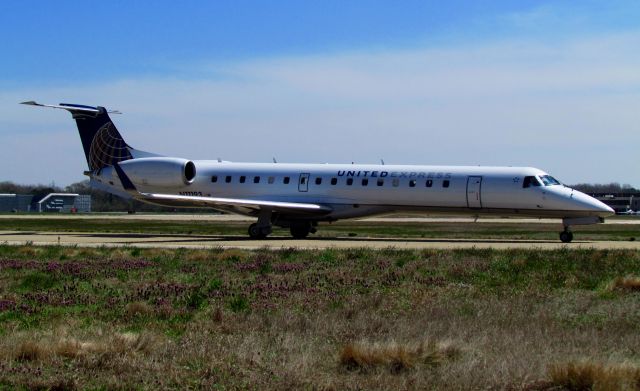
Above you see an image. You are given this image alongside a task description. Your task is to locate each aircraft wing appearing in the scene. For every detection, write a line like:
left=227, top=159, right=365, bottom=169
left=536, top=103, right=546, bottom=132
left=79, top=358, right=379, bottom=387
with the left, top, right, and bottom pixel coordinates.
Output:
left=136, top=192, right=332, bottom=216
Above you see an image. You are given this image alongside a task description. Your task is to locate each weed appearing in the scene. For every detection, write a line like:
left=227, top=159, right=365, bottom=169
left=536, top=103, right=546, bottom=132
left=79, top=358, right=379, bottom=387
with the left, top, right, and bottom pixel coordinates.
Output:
left=227, top=295, right=249, bottom=313
left=208, top=278, right=223, bottom=291
left=19, top=272, right=58, bottom=292
left=184, top=290, right=208, bottom=310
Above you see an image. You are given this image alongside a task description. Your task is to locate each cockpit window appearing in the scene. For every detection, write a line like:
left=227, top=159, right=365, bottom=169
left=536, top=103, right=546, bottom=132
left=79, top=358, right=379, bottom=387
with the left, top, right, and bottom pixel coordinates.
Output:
left=523, top=176, right=541, bottom=188
left=539, top=175, right=561, bottom=186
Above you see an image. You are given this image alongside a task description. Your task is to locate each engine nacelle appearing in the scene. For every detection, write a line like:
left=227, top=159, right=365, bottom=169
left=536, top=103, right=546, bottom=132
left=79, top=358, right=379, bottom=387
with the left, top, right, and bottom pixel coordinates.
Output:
left=118, top=157, right=196, bottom=188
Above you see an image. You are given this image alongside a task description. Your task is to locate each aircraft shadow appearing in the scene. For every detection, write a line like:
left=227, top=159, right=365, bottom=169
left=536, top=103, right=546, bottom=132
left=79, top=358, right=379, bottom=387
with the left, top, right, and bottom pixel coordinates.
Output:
left=76, top=232, right=565, bottom=245
left=4, top=231, right=580, bottom=245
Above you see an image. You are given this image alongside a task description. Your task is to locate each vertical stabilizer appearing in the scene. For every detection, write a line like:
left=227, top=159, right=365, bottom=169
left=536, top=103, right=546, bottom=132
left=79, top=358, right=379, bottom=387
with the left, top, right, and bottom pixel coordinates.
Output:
left=21, top=101, right=153, bottom=171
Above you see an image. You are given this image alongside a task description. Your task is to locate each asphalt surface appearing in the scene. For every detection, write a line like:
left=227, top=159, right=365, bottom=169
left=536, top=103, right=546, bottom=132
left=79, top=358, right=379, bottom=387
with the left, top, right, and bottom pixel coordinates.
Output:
left=1, top=230, right=639, bottom=250
left=1, top=214, right=638, bottom=249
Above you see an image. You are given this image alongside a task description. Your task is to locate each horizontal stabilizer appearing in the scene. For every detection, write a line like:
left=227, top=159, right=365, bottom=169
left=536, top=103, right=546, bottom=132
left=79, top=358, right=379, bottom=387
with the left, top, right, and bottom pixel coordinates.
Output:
left=21, top=101, right=121, bottom=114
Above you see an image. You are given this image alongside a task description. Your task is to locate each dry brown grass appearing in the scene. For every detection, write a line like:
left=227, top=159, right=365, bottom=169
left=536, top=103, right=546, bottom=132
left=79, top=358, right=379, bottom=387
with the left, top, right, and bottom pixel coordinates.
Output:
left=608, top=276, right=640, bottom=292
left=125, top=301, right=155, bottom=318
left=217, top=248, right=249, bottom=262
left=14, top=340, right=49, bottom=361
left=339, top=339, right=459, bottom=373
left=15, top=245, right=37, bottom=257
left=547, top=361, right=640, bottom=391
left=9, top=331, right=162, bottom=362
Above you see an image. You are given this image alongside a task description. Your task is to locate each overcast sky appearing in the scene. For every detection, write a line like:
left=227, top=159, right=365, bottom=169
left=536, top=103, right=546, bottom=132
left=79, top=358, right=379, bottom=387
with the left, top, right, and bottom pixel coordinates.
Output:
left=0, top=1, right=638, bottom=187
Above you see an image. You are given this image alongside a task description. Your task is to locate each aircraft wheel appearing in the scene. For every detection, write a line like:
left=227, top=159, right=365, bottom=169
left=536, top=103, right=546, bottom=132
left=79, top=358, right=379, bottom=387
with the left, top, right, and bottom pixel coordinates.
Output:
left=290, top=223, right=311, bottom=239
left=559, top=230, right=573, bottom=243
left=248, top=223, right=267, bottom=239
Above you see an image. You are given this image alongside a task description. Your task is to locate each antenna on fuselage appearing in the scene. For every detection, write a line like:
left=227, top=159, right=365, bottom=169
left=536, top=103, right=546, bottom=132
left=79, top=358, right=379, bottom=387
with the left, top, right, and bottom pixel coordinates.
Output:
left=381, top=159, right=385, bottom=165
left=217, top=157, right=222, bottom=162
left=273, top=157, right=277, bottom=163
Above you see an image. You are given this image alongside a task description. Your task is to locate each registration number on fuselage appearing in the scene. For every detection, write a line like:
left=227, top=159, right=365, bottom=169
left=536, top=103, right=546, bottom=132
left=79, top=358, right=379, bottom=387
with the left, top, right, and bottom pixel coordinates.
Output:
left=179, top=191, right=203, bottom=196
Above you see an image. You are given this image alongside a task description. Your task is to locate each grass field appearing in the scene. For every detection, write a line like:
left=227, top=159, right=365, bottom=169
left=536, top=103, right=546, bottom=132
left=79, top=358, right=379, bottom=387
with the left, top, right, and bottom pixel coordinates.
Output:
left=1, top=216, right=639, bottom=241
left=1, top=244, right=640, bottom=389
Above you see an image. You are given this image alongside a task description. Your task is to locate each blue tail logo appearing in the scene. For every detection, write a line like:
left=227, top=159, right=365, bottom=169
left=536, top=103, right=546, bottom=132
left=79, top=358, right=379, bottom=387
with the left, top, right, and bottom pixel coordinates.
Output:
left=88, top=121, right=133, bottom=170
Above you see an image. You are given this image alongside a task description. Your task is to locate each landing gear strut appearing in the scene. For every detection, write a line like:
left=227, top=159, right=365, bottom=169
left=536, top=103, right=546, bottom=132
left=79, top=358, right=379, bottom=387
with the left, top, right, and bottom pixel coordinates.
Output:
left=559, top=228, right=573, bottom=243
left=248, top=210, right=273, bottom=239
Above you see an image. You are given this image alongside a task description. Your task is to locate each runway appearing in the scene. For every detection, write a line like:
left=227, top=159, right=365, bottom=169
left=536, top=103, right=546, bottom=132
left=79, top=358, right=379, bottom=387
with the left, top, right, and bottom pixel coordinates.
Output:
left=1, top=230, right=639, bottom=250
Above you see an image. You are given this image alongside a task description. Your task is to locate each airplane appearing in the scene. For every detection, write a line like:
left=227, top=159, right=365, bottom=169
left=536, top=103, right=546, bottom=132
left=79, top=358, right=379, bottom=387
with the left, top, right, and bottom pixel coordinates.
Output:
left=22, top=101, right=614, bottom=243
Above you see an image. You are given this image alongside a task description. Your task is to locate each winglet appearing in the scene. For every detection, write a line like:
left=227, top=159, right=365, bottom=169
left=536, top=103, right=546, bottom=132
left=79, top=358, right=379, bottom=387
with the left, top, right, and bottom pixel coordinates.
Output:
left=113, top=162, right=137, bottom=192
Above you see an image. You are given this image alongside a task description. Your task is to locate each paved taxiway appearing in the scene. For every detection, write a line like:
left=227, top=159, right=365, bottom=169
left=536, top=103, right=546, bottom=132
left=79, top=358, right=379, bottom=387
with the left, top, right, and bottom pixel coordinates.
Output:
left=1, top=231, right=639, bottom=250
left=1, top=214, right=638, bottom=249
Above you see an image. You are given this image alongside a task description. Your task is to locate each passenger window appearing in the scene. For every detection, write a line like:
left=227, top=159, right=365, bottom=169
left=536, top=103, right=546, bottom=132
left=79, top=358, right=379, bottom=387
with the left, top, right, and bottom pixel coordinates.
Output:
left=283, top=177, right=290, bottom=184
left=443, top=180, right=450, bottom=188
left=347, top=178, right=353, bottom=186
left=239, top=176, right=246, bottom=183
left=377, top=179, right=384, bottom=186
left=409, top=180, right=416, bottom=187
left=225, top=176, right=232, bottom=183
left=211, top=176, right=218, bottom=183
left=268, top=176, right=275, bottom=184
left=315, top=177, right=322, bottom=185
left=523, top=176, right=541, bottom=188
left=426, top=179, right=433, bottom=187
left=362, top=179, right=368, bottom=186
left=331, top=178, right=337, bottom=185
left=392, top=178, right=399, bottom=187
left=254, top=176, right=260, bottom=184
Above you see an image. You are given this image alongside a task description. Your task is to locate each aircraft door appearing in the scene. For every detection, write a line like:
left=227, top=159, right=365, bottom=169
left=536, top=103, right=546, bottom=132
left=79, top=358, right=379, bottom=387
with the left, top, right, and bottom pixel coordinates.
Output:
left=466, top=176, right=482, bottom=208
left=298, top=173, right=310, bottom=192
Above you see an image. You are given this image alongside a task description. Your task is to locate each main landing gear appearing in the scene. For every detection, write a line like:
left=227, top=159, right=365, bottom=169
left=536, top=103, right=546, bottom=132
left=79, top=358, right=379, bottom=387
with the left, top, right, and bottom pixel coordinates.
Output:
left=559, top=228, right=574, bottom=243
left=248, top=223, right=271, bottom=239
left=248, top=210, right=273, bottom=240
left=246, top=210, right=317, bottom=240
left=289, top=222, right=317, bottom=239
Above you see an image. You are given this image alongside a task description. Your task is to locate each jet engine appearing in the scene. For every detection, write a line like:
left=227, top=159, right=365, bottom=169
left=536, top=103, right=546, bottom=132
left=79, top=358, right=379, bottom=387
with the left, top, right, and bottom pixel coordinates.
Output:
left=118, top=157, right=196, bottom=187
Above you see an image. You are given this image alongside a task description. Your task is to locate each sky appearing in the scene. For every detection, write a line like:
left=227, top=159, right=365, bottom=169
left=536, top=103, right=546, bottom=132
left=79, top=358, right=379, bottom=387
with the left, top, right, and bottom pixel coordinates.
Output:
left=0, top=1, right=639, bottom=187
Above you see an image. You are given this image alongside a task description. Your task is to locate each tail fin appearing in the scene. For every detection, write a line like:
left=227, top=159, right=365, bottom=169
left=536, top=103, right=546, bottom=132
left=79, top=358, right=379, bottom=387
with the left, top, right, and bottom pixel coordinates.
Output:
left=21, top=101, right=151, bottom=171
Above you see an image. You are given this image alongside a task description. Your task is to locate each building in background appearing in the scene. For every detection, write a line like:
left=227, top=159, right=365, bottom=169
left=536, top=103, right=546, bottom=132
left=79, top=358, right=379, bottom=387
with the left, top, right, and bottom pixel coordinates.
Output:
left=0, top=194, right=34, bottom=212
left=0, top=193, right=91, bottom=213
left=589, top=192, right=640, bottom=214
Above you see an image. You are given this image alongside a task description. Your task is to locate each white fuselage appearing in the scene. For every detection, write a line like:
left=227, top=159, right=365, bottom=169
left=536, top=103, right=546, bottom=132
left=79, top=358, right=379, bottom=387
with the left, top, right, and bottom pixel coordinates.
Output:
left=95, top=160, right=614, bottom=222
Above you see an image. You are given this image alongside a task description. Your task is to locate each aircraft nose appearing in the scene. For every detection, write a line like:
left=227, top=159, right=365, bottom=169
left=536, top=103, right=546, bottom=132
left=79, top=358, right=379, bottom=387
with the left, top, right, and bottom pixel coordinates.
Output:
left=572, top=191, right=615, bottom=216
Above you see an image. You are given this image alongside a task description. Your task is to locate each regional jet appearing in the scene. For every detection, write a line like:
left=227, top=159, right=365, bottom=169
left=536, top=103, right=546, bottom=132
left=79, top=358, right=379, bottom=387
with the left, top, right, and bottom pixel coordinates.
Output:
left=22, top=101, right=614, bottom=243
